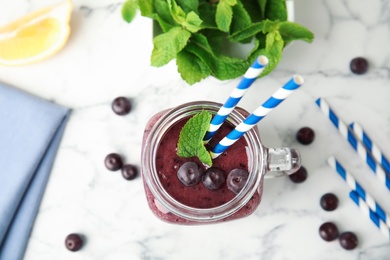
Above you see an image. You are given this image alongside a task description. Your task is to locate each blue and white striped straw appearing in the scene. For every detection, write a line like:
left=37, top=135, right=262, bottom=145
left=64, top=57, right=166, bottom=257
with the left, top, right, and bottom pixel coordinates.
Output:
left=315, top=98, right=390, bottom=191
left=350, top=121, right=390, bottom=175
left=203, top=55, right=269, bottom=143
left=210, top=75, right=304, bottom=159
left=327, top=156, right=390, bottom=228
left=349, top=190, right=390, bottom=240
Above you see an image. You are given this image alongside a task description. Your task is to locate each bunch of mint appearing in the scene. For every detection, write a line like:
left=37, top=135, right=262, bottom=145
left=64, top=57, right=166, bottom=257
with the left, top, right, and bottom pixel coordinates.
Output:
left=122, top=0, right=314, bottom=85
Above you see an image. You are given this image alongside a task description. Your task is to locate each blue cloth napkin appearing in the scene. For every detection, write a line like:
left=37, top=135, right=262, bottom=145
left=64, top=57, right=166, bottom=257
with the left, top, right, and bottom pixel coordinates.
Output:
left=0, top=82, right=69, bottom=260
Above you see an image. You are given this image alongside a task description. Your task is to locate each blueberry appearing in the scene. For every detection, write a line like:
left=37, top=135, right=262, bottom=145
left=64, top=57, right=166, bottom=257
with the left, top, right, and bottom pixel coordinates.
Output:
left=227, top=169, right=248, bottom=194
left=104, top=153, right=123, bottom=171
left=320, top=193, right=339, bottom=211
left=350, top=57, right=368, bottom=75
left=319, top=222, right=339, bottom=242
left=296, top=127, right=315, bottom=145
left=202, top=167, right=226, bottom=190
left=288, top=166, right=307, bottom=183
left=65, top=233, right=84, bottom=252
left=121, top=164, right=138, bottom=180
left=339, top=232, right=358, bottom=250
left=177, top=162, right=202, bottom=186
left=112, top=97, right=132, bottom=115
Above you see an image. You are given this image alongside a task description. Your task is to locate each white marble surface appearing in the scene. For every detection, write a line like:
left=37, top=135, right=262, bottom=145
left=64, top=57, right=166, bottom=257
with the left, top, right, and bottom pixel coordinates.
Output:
left=1, top=0, right=390, bottom=259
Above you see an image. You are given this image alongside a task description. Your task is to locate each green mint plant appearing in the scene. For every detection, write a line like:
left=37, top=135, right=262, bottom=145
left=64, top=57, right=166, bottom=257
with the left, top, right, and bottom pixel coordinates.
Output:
left=122, top=0, right=314, bottom=85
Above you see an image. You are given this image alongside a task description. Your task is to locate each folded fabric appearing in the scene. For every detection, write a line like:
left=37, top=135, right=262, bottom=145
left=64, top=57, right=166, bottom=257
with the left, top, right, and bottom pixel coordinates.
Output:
left=0, top=82, right=70, bottom=260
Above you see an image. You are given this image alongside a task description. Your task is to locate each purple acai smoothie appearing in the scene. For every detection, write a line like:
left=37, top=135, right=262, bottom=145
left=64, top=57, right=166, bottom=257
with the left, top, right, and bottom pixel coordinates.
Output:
left=141, top=107, right=263, bottom=224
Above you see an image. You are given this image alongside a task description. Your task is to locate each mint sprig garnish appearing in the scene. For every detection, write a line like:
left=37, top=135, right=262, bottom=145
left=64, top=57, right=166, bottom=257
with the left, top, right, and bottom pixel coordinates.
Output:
left=122, top=0, right=314, bottom=85
left=177, top=111, right=212, bottom=166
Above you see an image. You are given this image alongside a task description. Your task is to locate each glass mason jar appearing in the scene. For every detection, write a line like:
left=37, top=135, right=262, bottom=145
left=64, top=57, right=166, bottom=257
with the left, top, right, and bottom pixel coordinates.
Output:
left=141, top=101, right=301, bottom=225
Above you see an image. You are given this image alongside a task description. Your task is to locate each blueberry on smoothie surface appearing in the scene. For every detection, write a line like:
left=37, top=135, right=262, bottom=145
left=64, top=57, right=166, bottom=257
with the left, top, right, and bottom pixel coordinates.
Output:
left=112, top=96, right=132, bottom=115
left=350, top=57, right=369, bottom=75
left=319, top=222, right=340, bottom=242
left=202, top=167, right=226, bottom=190
left=320, top=193, right=339, bottom=211
left=65, top=233, right=84, bottom=252
left=177, top=162, right=202, bottom=186
left=288, top=166, right=307, bottom=183
left=227, top=169, right=249, bottom=194
left=339, top=232, right=358, bottom=250
left=121, top=164, right=138, bottom=180
left=104, top=153, right=123, bottom=171
left=296, top=127, right=315, bottom=145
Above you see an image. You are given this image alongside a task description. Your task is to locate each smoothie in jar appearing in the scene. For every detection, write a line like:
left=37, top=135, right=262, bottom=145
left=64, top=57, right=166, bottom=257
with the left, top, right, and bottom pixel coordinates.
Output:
left=141, top=102, right=265, bottom=224
left=141, top=75, right=303, bottom=225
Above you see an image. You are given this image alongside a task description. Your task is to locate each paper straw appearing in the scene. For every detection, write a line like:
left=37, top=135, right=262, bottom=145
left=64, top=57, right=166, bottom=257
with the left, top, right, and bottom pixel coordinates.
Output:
left=349, top=190, right=390, bottom=240
left=327, top=156, right=390, bottom=228
left=203, top=55, right=269, bottom=143
left=210, top=75, right=304, bottom=159
left=315, top=98, right=390, bottom=191
left=350, top=122, right=390, bottom=175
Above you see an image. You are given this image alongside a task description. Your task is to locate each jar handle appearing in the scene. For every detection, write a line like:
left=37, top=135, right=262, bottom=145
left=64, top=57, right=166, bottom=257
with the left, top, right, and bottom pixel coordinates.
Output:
left=264, top=147, right=301, bottom=178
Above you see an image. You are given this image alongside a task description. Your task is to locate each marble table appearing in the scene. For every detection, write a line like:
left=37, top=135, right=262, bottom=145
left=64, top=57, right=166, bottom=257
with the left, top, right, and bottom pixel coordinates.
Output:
left=1, top=0, right=390, bottom=259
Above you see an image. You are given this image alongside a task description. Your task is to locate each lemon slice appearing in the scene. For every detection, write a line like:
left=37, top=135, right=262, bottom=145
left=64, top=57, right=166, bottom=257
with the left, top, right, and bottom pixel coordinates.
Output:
left=0, top=0, right=72, bottom=66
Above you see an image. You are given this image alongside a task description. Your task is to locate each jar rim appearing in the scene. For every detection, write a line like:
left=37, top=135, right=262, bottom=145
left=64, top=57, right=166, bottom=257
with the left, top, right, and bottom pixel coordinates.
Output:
left=142, top=101, right=264, bottom=222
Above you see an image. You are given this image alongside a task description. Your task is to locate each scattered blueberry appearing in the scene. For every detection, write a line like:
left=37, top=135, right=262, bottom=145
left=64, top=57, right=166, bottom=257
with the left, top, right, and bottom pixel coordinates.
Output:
left=112, top=97, right=132, bottom=115
left=177, top=162, right=202, bottom=186
left=65, top=233, right=84, bottom=252
left=121, top=164, right=138, bottom=180
left=202, top=167, right=226, bottom=190
left=339, top=231, right=358, bottom=250
left=104, top=153, right=123, bottom=171
left=319, top=222, right=340, bottom=242
left=296, top=127, right=315, bottom=145
left=350, top=57, right=368, bottom=75
left=320, top=193, right=339, bottom=211
left=227, top=169, right=248, bottom=194
left=288, top=166, right=307, bottom=183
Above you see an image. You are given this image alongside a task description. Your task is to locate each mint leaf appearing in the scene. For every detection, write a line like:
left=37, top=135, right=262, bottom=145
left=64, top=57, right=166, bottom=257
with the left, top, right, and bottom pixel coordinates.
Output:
left=198, top=2, right=218, bottom=29
left=216, top=0, right=237, bottom=32
left=177, top=49, right=210, bottom=84
left=166, top=1, right=202, bottom=32
left=230, top=1, right=252, bottom=42
left=138, top=0, right=153, bottom=17
left=176, top=0, right=199, bottom=14
left=151, top=27, right=191, bottom=67
left=228, top=22, right=263, bottom=42
left=201, top=29, right=225, bottom=55
left=240, top=0, right=261, bottom=22
left=183, top=11, right=202, bottom=33
left=186, top=42, right=248, bottom=80
left=228, top=20, right=279, bottom=42
left=168, top=0, right=186, bottom=25
left=265, top=0, right=287, bottom=21
left=154, top=15, right=175, bottom=33
left=122, top=0, right=138, bottom=23
left=153, top=0, right=176, bottom=27
left=279, top=21, right=314, bottom=44
left=185, top=33, right=249, bottom=80
left=177, top=111, right=213, bottom=166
